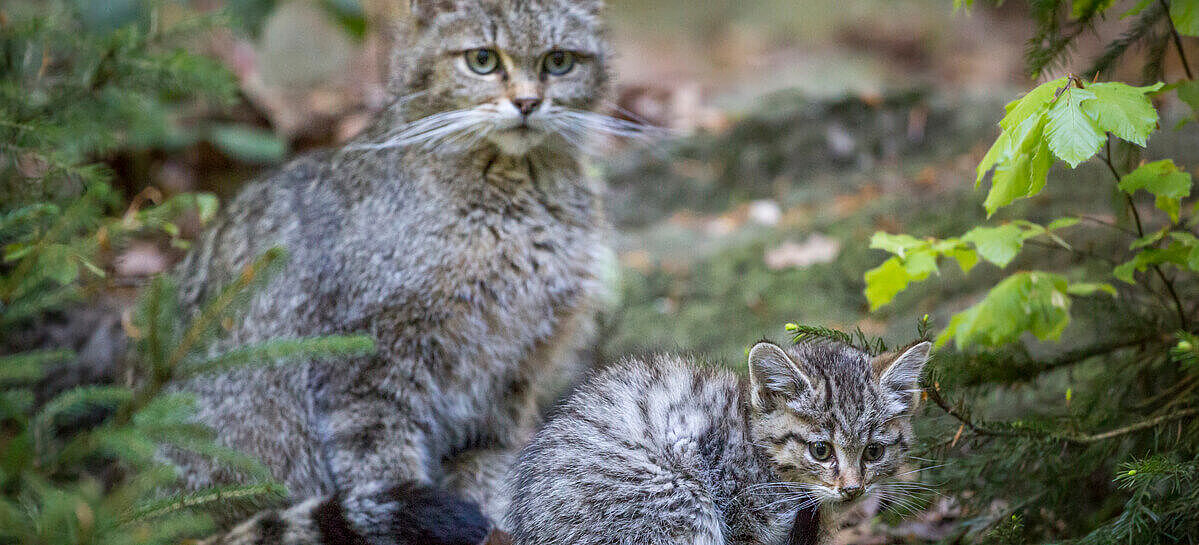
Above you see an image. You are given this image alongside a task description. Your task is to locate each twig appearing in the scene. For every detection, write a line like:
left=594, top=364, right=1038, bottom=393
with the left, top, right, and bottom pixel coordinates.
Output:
left=1036, top=336, right=1158, bottom=374
left=923, top=383, right=1022, bottom=439
left=1069, top=406, right=1199, bottom=442
left=1159, top=0, right=1196, bottom=80
left=1104, top=139, right=1189, bottom=330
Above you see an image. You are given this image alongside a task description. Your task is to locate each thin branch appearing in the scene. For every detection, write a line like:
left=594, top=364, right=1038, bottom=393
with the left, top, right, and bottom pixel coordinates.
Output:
left=923, top=383, right=1023, bottom=439
left=1036, top=335, right=1159, bottom=374
left=1104, top=139, right=1189, bottom=330
left=1159, top=0, right=1196, bottom=80
left=1070, top=406, right=1199, bottom=442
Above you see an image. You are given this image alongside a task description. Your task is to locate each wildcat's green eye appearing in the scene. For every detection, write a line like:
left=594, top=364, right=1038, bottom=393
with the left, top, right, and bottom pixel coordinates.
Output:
left=465, top=49, right=500, bottom=74
left=808, top=441, right=833, bottom=462
left=863, top=443, right=885, bottom=462
left=543, top=50, right=575, bottom=76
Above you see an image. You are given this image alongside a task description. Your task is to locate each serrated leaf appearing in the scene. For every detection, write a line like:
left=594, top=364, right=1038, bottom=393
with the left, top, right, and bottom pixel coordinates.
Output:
left=1046, top=87, right=1105, bottom=167
left=1046, top=217, right=1081, bottom=230
left=963, top=224, right=1025, bottom=267
left=869, top=232, right=924, bottom=258
left=902, top=250, right=939, bottom=277
left=1179, top=81, right=1199, bottom=119
left=1171, top=0, right=1199, bottom=36
left=948, top=247, right=979, bottom=273
left=1114, top=242, right=1191, bottom=283
left=1081, top=82, right=1162, bottom=146
left=1118, top=159, right=1193, bottom=223
left=1066, top=282, right=1117, bottom=297
left=983, top=117, right=1055, bottom=216
left=865, top=257, right=915, bottom=311
left=936, top=271, right=1072, bottom=349
left=1131, top=226, right=1170, bottom=249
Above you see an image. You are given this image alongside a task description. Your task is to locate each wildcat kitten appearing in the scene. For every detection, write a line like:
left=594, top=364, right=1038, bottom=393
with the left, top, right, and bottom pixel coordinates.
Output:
left=175, top=1, right=624, bottom=544
left=505, top=340, right=931, bottom=545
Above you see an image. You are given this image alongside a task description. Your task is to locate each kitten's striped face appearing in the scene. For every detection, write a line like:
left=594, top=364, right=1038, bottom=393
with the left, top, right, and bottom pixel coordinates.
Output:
left=381, top=0, right=645, bottom=156
left=747, top=341, right=930, bottom=507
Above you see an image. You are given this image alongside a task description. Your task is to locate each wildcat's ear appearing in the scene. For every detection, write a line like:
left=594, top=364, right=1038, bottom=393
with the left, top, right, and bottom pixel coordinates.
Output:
left=748, top=342, right=813, bottom=411
left=871, top=341, right=931, bottom=396
left=409, top=0, right=459, bottom=25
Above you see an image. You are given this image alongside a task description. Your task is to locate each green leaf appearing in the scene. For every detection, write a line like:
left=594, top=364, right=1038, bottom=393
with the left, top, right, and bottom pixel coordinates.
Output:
left=1171, top=0, right=1199, bottom=36
left=1045, top=87, right=1104, bottom=167
left=1066, top=282, right=1118, bottom=297
left=963, top=224, right=1025, bottom=267
left=1081, top=82, right=1162, bottom=146
left=1114, top=241, right=1191, bottom=283
left=1118, top=159, right=1193, bottom=223
left=1131, top=225, right=1170, bottom=249
left=868, top=232, right=924, bottom=258
left=1179, top=81, right=1199, bottom=119
left=936, top=272, right=1073, bottom=349
left=865, top=257, right=917, bottom=311
left=948, top=246, right=980, bottom=273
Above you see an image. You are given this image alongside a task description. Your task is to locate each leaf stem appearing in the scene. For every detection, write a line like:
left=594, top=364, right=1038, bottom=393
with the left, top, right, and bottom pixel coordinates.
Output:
left=1159, top=0, right=1196, bottom=81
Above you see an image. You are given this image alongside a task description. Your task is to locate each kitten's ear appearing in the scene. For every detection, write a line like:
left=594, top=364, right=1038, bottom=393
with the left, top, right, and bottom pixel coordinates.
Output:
left=409, top=0, right=459, bottom=25
left=748, top=342, right=814, bottom=411
left=872, top=341, right=931, bottom=394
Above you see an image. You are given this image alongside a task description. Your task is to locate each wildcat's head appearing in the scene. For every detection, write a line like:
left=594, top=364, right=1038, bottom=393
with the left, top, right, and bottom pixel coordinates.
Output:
left=746, top=339, right=931, bottom=507
left=384, top=0, right=621, bottom=156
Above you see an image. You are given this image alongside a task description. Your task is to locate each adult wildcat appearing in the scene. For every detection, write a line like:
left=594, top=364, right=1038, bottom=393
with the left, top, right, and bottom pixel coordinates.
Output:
left=177, top=1, right=627, bottom=543
left=505, top=340, right=932, bottom=545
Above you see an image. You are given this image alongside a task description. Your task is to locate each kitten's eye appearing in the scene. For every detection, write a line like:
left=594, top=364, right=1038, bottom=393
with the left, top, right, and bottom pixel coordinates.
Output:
left=465, top=49, right=500, bottom=75
left=808, top=441, right=833, bottom=462
left=543, top=51, right=575, bottom=76
left=863, top=443, right=885, bottom=462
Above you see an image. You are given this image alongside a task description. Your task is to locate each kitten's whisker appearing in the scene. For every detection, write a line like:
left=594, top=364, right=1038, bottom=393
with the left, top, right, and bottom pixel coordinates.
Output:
left=892, top=463, right=950, bottom=478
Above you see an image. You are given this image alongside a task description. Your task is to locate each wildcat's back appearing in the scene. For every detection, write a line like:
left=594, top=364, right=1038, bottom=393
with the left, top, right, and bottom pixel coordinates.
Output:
left=505, top=355, right=789, bottom=545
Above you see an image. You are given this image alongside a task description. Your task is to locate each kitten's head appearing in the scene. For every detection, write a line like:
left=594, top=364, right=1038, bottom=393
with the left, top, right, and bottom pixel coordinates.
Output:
left=746, top=339, right=931, bottom=507
left=386, top=0, right=616, bottom=156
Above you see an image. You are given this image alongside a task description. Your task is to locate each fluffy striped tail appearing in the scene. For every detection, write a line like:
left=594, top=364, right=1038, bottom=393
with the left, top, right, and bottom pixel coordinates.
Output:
left=203, top=483, right=497, bottom=545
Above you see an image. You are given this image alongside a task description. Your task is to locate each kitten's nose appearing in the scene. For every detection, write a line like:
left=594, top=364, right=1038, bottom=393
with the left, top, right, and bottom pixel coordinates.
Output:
left=840, top=486, right=864, bottom=500
left=513, top=98, right=542, bottom=116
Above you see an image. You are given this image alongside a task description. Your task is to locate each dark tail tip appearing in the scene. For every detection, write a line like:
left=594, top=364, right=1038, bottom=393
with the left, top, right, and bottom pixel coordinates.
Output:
left=386, top=483, right=491, bottom=545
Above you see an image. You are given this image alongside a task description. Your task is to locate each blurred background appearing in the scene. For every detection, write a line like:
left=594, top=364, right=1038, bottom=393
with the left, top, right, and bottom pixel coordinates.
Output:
left=4, top=0, right=1199, bottom=543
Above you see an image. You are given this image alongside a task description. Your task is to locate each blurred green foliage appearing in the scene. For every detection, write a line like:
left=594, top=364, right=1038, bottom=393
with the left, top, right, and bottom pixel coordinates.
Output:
left=0, top=2, right=373, bottom=543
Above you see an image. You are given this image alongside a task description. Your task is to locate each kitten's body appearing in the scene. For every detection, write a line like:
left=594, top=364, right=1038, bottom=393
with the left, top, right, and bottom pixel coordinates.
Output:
left=505, top=341, right=931, bottom=545
left=174, top=1, right=618, bottom=543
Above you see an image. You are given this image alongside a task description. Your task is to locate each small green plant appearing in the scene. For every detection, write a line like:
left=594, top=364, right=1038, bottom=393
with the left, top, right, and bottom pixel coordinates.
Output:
left=1, top=248, right=375, bottom=544
left=867, top=1, right=1199, bottom=542
left=1, top=3, right=376, bottom=543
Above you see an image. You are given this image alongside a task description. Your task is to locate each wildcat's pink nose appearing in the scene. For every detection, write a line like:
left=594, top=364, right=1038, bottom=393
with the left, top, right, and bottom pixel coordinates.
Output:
left=513, top=98, right=542, bottom=116
left=839, top=486, right=863, bottom=500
